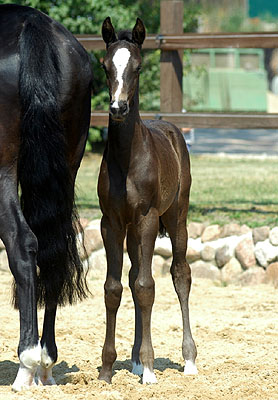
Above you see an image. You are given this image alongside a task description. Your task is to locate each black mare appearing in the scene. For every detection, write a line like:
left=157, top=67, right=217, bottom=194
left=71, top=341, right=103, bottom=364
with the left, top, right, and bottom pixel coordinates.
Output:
left=98, top=17, right=197, bottom=384
left=0, top=4, right=92, bottom=391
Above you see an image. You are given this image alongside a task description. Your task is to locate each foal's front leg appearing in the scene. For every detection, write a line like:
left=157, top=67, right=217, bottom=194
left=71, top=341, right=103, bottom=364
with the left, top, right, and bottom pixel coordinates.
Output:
left=133, top=210, right=159, bottom=384
left=98, top=216, right=125, bottom=384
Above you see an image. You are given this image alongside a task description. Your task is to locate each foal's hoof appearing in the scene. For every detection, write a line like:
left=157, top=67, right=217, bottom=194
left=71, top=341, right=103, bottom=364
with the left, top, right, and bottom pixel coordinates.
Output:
left=184, top=360, right=198, bottom=375
left=98, top=370, right=112, bottom=384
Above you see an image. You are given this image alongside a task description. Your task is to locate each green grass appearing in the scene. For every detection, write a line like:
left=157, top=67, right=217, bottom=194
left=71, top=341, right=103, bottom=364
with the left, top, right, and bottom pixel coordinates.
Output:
left=76, top=152, right=278, bottom=228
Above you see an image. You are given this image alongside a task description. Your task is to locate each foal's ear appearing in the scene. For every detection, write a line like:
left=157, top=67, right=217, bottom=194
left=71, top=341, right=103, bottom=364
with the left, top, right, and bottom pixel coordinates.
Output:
left=132, top=18, right=146, bottom=47
left=102, top=17, right=117, bottom=48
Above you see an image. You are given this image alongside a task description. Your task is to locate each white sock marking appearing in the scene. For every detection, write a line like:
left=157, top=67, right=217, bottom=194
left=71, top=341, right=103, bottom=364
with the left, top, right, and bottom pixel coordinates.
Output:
left=12, top=342, right=42, bottom=392
left=38, top=344, right=56, bottom=385
left=112, top=48, right=130, bottom=107
left=19, top=342, right=41, bottom=369
left=184, top=360, right=198, bottom=375
left=142, top=367, right=157, bottom=384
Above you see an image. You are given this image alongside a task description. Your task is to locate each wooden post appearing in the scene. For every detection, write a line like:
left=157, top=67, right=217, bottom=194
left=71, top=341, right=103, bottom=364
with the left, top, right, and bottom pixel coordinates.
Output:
left=160, top=0, right=184, bottom=113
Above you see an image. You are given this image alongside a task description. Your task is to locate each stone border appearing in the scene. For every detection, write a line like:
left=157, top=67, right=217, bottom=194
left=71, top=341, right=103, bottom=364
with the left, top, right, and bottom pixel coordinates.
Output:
left=1, top=220, right=278, bottom=287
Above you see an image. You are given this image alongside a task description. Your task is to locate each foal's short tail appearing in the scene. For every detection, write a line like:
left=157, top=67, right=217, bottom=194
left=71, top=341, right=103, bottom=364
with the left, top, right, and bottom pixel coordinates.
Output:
left=16, top=13, right=88, bottom=307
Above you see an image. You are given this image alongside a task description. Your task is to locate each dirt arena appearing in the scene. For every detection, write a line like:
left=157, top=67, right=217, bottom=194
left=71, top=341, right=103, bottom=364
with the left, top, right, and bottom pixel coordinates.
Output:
left=0, top=264, right=278, bottom=400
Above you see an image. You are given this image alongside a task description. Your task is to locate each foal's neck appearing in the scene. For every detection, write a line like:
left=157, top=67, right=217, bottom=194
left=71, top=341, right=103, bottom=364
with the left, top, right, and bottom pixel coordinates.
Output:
left=107, top=87, right=142, bottom=168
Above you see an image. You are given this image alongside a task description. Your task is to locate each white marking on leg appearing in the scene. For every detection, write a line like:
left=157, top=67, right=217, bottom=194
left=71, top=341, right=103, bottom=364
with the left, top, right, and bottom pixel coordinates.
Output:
left=19, top=342, right=41, bottom=369
left=184, top=360, right=198, bottom=375
left=12, top=362, right=37, bottom=392
left=12, top=342, right=41, bottom=392
left=112, top=48, right=130, bottom=107
left=37, top=344, right=56, bottom=385
left=132, top=361, right=143, bottom=376
left=142, top=367, right=157, bottom=384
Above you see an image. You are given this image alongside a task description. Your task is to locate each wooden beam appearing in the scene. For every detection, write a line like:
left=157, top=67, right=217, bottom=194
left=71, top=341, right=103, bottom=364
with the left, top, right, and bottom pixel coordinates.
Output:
left=160, top=1, right=184, bottom=112
left=90, top=111, right=278, bottom=129
left=76, top=31, right=278, bottom=51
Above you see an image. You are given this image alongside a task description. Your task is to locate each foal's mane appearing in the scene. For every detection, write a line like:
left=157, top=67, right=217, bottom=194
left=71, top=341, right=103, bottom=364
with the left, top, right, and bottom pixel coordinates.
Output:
left=117, top=30, right=133, bottom=43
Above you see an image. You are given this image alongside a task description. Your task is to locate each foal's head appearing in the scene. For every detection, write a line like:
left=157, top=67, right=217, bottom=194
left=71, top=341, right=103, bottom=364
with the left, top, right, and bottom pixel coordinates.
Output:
left=102, top=17, right=146, bottom=121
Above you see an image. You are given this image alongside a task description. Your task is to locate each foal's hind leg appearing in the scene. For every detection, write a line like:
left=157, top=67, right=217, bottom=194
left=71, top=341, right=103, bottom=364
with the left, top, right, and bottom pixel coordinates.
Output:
left=0, top=172, right=41, bottom=391
left=161, top=203, right=197, bottom=375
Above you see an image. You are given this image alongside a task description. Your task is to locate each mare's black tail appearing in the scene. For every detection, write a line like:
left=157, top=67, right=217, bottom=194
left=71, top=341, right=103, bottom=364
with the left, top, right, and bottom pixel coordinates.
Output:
left=16, top=13, right=88, bottom=307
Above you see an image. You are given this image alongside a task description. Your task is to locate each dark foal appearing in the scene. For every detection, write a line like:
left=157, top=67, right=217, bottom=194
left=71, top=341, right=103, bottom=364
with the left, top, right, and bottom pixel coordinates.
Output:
left=0, top=5, right=92, bottom=391
left=98, top=17, right=197, bottom=384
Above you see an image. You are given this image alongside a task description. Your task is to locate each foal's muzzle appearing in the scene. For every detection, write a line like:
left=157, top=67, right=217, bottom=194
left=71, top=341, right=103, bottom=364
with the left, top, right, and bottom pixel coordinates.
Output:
left=109, top=100, right=129, bottom=121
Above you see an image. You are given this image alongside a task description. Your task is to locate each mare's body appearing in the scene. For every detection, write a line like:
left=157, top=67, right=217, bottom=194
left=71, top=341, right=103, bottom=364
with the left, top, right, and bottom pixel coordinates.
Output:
left=0, top=4, right=92, bottom=391
left=98, top=17, right=197, bottom=384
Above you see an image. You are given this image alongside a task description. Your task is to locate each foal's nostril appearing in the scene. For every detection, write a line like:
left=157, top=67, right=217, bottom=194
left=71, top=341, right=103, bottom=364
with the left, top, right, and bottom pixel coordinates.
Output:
left=119, top=100, right=128, bottom=114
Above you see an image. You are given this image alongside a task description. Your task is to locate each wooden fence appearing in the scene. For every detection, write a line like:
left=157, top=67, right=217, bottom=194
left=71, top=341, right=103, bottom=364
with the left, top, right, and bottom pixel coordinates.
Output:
left=76, top=0, right=278, bottom=130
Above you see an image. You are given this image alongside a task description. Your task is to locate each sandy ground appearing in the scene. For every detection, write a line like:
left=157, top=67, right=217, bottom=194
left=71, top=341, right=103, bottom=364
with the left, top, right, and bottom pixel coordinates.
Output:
left=0, top=264, right=278, bottom=400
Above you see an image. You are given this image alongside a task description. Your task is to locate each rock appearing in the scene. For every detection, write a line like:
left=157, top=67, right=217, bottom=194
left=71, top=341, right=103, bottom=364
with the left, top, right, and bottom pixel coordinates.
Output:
left=269, top=227, right=278, bottom=246
left=220, top=223, right=242, bottom=238
left=187, top=222, right=205, bottom=239
left=235, top=238, right=256, bottom=269
left=238, top=267, right=266, bottom=286
left=0, top=240, right=5, bottom=251
left=186, top=247, right=201, bottom=263
left=0, top=250, right=8, bottom=271
left=254, top=239, right=278, bottom=268
left=154, top=236, right=172, bottom=258
left=79, top=218, right=89, bottom=231
left=215, top=245, right=232, bottom=268
left=88, top=248, right=107, bottom=278
left=190, top=260, right=221, bottom=281
left=86, top=218, right=101, bottom=230
left=221, top=257, right=242, bottom=284
left=152, top=255, right=166, bottom=277
left=240, top=225, right=251, bottom=235
left=78, top=228, right=103, bottom=260
left=252, top=226, right=270, bottom=244
left=265, top=262, right=278, bottom=286
left=201, top=225, right=221, bottom=243
left=162, top=258, right=172, bottom=275
left=201, top=245, right=215, bottom=262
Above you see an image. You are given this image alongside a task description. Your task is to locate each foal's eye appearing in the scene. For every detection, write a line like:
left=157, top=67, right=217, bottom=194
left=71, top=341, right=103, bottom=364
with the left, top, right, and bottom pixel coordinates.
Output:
left=136, top=65, right=142, bottom=73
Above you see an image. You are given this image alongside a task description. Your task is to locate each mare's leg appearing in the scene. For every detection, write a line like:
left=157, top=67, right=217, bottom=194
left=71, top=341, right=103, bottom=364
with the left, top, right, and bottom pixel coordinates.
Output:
left=37, top=306, right=57, bottom=385
left=127, top=226, right=143, bottom=376
left=133, top=209, right=159, bottom=384
left=0, top=171, right=40, bottom=391
left=161, top=197, right=197, bottom=375
left=98, top=216, right=125, bottom=383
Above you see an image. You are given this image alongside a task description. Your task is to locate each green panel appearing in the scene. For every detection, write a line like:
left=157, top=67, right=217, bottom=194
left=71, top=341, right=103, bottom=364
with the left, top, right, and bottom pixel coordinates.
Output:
left=249, top=0, right=278, bottom=17
left=183, top=68, right=267, bottom=112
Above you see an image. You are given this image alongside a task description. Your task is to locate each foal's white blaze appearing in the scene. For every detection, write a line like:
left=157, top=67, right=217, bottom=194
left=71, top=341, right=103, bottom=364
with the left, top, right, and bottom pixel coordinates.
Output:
left=112, top=47, right=130, bottom=108
left=142, top=367, right=157, bottom=384
left=12, top=343, right=41, bottom=392
left=184, top=360, right=198, bottom=375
